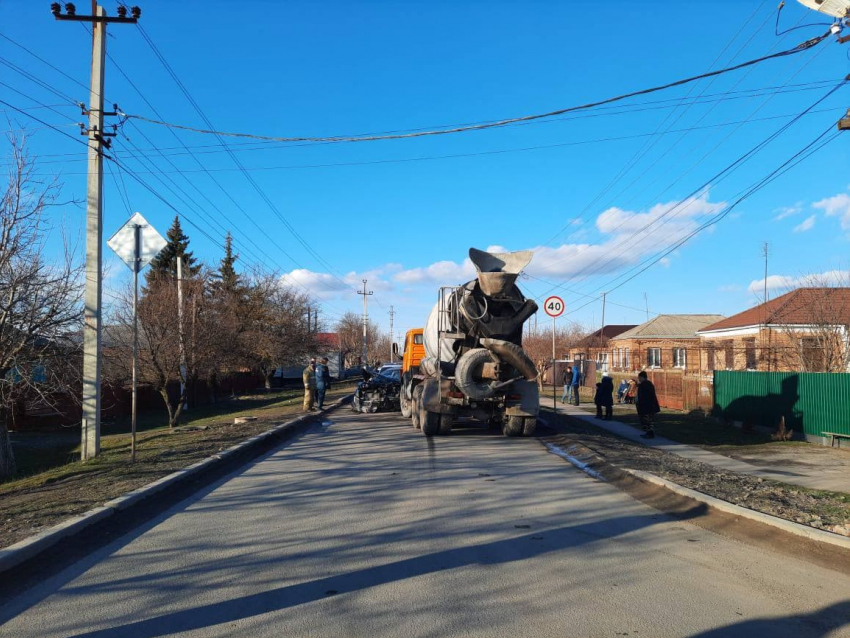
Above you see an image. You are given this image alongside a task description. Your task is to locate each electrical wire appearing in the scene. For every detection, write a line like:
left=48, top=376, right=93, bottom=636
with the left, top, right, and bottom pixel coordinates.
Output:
left=120, top=29, right=834, bottom=145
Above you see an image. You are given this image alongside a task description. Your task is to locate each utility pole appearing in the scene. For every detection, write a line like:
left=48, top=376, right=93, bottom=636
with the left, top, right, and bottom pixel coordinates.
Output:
left=177, top=255, right=188, bottom=412
left=357, top=280, right=373, bottom=366
left=643, top=293, right=650, bottom=322
left=53, top=3, right=140, bottom=460
left=388, top=306, right=395, bottom=362
left=600, top=292, right=607, bottom=332
left=762, top=242, right=769, bottom=304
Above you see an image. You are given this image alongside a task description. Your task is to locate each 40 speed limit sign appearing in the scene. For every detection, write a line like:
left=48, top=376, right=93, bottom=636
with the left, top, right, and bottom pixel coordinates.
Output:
left=544, top=296, right=565, bottom=318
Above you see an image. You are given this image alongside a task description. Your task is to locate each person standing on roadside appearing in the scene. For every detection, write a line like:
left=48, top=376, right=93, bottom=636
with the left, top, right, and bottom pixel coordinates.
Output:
left=636, top=370, right=660, bottom=438
left=315, top=357, right=332, bottom=410
left=561, top=366, right=573, bottom=404
left=596, top=372, right=614, bottom=420
left=302, top=358, right=317, bottom=412
left=570, top=362, right=581, bottom=406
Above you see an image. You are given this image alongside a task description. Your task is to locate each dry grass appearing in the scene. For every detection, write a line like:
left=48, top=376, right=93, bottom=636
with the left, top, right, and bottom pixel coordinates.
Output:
left=0, top=384, right=354, bottom=548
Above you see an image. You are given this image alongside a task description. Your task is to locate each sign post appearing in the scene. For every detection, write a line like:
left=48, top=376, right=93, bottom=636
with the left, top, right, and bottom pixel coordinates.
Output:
left=544, top=296, right=565, bottom=412
left=108, top=213, right=167, bottom=462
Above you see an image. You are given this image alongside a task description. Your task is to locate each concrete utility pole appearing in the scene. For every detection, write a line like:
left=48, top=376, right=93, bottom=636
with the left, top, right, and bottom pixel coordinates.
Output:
left=601, top=292, right=607, bottom=332
left=177, top=255, right=188, bottom=412
left=762, top=242, right=769, bottom=304
left=388, top=306, right=395, bottom=363
left=357, top=280, right=373, bottom=366
left=53, top=3, right=141, bottom=460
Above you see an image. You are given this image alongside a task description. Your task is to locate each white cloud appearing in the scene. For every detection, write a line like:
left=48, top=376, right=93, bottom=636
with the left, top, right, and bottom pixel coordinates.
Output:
left=393, top=258, right=475, bottom=286
left=718, top=284, right=742, bottom=292
left=659, top=257, right=671, bottom=268
left=747, top=270, right=850, bottom=294
left=813, top=193, right=850, bottom=230
left=773, top=204, right=802, bottom=221
left=793, top=215, right=816, bottom=233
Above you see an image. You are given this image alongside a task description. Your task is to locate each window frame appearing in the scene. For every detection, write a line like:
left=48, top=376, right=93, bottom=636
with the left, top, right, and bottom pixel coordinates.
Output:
left=647, top=347, right=662, bottom=368
left=672, top=347, right=687, bottom=369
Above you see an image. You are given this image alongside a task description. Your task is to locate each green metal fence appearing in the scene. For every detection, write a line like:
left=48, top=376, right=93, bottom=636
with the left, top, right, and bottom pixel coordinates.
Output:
left=713, top=371, right=850, bottom=438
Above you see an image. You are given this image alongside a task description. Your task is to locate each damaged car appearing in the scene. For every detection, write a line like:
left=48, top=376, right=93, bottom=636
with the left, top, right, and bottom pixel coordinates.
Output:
left=352, top=366, right=401, bottom=413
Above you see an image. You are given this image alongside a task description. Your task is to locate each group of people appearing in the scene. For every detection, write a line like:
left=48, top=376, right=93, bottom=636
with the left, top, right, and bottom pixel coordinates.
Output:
left=302, top=357, right=332, bottom=411
left=562, top=365, right=660, bottom=438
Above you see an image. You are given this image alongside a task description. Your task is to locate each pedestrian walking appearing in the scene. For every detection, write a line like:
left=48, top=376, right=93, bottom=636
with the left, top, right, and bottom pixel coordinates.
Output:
left=302, top=358, right=317, bottom=412
left=635, top=370, right=660, bottom=438
left=561, top=366, right=573, bottom=404
left=595, top=372, right=614, bottom=420
left=570, top=362, right=581, bottom=406
left=315, top=357, right=332, bottom=410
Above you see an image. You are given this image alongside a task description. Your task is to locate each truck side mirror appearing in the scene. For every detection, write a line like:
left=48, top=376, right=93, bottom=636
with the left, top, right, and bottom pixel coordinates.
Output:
left=392, top=342, right=399, bottom=356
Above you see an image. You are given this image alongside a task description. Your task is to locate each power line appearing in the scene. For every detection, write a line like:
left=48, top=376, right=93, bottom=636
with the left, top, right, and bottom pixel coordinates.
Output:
left=119, top=29, right=835, bottom=145
left=0, top=56, right=80, bottom=106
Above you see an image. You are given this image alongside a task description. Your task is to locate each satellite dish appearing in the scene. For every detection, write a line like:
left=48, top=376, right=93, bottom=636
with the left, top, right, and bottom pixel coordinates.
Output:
left=795, top=0, right=850, bottom=18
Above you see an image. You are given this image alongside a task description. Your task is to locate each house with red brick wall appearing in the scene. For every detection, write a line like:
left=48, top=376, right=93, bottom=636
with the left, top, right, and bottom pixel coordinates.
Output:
left=566, top=325, right=636, bottom=369
left=696, top=288, right=850, bottom=372
left=605, top=314, right=725, bottom=373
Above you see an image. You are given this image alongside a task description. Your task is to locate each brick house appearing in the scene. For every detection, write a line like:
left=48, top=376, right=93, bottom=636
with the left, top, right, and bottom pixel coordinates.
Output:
left=605, top=314, right=725, bottom=373
left=696, top=288, right=850, bottom=372
left=566, top=325, right=636, bottom=369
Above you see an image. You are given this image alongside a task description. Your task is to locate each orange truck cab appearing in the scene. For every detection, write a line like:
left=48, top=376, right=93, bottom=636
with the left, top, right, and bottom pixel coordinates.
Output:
left=400, top=329, right=425, bottom=417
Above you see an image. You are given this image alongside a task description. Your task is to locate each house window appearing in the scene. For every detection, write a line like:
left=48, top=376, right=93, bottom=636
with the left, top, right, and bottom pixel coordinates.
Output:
left=647, top=348, right=661, bottom=368
left=744, top=338, right=757, bottom=370
left=614, top=348, right=621, bottom=369
left=724, top=341, right=734, bottom=370
left=672, top=348, right=687, bottom=369
left=801, top=338, right=825, bottom=372
left=597, top=351, right=609, bottom=372
left=706, top=344, right=715, bottom=371
left=624, top=347, right=630, bottom=369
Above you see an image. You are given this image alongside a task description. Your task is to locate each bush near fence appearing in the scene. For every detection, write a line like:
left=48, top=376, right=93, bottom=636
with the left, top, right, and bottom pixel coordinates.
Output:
left=713, top=370, right=850, bottom=439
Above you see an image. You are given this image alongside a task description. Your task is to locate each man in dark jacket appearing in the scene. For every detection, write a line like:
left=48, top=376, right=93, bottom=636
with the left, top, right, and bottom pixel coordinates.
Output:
left=561, top=367, right=572, bottom=404
left=595, top=373, right=614, bottom=420
left=635, top=370, right=660, bottom=438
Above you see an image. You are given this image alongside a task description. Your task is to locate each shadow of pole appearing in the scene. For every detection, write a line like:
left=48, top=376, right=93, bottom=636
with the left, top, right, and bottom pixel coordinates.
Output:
left=685, top=600, right=850, bottom=638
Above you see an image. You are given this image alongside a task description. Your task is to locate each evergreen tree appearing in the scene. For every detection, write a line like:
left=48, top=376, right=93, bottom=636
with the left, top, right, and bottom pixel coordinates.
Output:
left=212, top=232, right=241, bottom=294
left=146, top=216, right=200, bottom=286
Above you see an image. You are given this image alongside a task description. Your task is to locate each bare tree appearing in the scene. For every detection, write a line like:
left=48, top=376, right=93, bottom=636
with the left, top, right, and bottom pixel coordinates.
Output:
left=0, top=136, right=83, bottom=477
left=242, top=272, right=316, bottom=389
left=771, top=276, right=850, bottom=373
left=336, top=311, right=381, bottom=368
left=522, top=322, right=586, bottom=388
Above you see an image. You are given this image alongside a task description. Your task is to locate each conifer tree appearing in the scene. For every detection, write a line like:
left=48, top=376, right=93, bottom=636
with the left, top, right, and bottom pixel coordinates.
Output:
left=213, top=232, right=240, bottom=294
left=146, top=215, right=200, bottom=286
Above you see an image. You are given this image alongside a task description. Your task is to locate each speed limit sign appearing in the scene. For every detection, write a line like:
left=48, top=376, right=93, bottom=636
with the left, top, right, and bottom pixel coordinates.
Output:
left=544, top=296, right=565, bottom=318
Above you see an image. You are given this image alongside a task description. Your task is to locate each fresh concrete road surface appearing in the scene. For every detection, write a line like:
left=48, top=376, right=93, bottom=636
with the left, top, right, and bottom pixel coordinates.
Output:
left=2, top=410, right=849, bottom=638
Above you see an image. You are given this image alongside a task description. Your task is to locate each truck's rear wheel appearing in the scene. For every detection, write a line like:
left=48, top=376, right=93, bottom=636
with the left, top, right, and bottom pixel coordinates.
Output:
left=401, top=385, right=412, bottom=418
left=421, top=408, right=441, bottom=436
left=438, top=414, right=453, bottom=435
left=411, top=385, right=423, bottom=429
left=522, top=417, right=537, bottom=437
left=503, top=415, right=524, bottom=437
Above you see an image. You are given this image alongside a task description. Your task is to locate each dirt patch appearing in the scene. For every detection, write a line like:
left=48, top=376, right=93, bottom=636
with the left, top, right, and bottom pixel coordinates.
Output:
left=0, top=385, right=354, bottom=548
left=541, top=408, right=850, bottom=537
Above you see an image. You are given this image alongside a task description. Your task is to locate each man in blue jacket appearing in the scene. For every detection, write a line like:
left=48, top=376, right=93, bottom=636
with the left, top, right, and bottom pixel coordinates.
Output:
left=315, top=357, right=332, bottom=410
left=570, top=362, right=581, bottom=406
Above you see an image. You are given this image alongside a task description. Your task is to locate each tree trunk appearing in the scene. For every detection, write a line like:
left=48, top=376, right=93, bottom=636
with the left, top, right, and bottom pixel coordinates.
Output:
left=0, top=408, right=16, bottom=479
left=159, top=387, right=176, bottom=429
left=264, top=373, right=272, bottom=391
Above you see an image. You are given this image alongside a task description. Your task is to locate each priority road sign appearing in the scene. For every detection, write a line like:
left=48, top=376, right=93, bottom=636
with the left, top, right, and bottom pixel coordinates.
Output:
left=107, top=212, right=167, bottom=272
left=544, top=295, right=565, bottom=318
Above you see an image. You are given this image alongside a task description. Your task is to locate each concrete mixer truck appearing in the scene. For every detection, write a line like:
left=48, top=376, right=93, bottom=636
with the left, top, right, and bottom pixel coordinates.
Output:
left=408, top=248, right=540, bottom=437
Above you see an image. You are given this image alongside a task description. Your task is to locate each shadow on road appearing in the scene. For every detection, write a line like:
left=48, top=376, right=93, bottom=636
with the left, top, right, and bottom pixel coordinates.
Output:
left=63, top=506, right=706, bottom=638
left=686, top=600, right=850, bottom=638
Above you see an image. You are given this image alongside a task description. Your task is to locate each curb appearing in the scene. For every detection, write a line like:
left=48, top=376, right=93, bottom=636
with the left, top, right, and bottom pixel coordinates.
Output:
left=0, top=395, right=352, bottom=575
left=623, top=468, right=850, bottom=551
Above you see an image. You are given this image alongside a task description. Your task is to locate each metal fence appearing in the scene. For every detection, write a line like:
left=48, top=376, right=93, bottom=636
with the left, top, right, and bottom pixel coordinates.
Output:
left=713, top=371, right=850, bottom=438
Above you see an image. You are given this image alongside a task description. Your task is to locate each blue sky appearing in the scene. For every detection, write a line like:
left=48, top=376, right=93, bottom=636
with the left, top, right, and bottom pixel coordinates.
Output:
left=3, top=0, right=850, bottom=343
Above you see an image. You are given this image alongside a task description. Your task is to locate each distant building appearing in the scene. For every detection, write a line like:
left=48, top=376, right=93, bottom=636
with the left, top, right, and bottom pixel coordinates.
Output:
left=697, top=288, right=850, bottom=372
left=566, top=325, right=636, bottom=369
left=276, top=332, right=345, bottom=380
left=606, top=314, right=726, bottom=373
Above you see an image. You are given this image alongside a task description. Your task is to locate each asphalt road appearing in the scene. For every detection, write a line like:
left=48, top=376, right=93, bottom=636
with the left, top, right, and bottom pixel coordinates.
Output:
left=2, top=409, right=849, bottom=638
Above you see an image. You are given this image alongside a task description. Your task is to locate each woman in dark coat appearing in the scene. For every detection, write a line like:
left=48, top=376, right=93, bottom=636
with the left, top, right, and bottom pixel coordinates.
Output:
left=594, top=373, right=614, bottom=420
left=636, top=370, right=661, bottom=438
